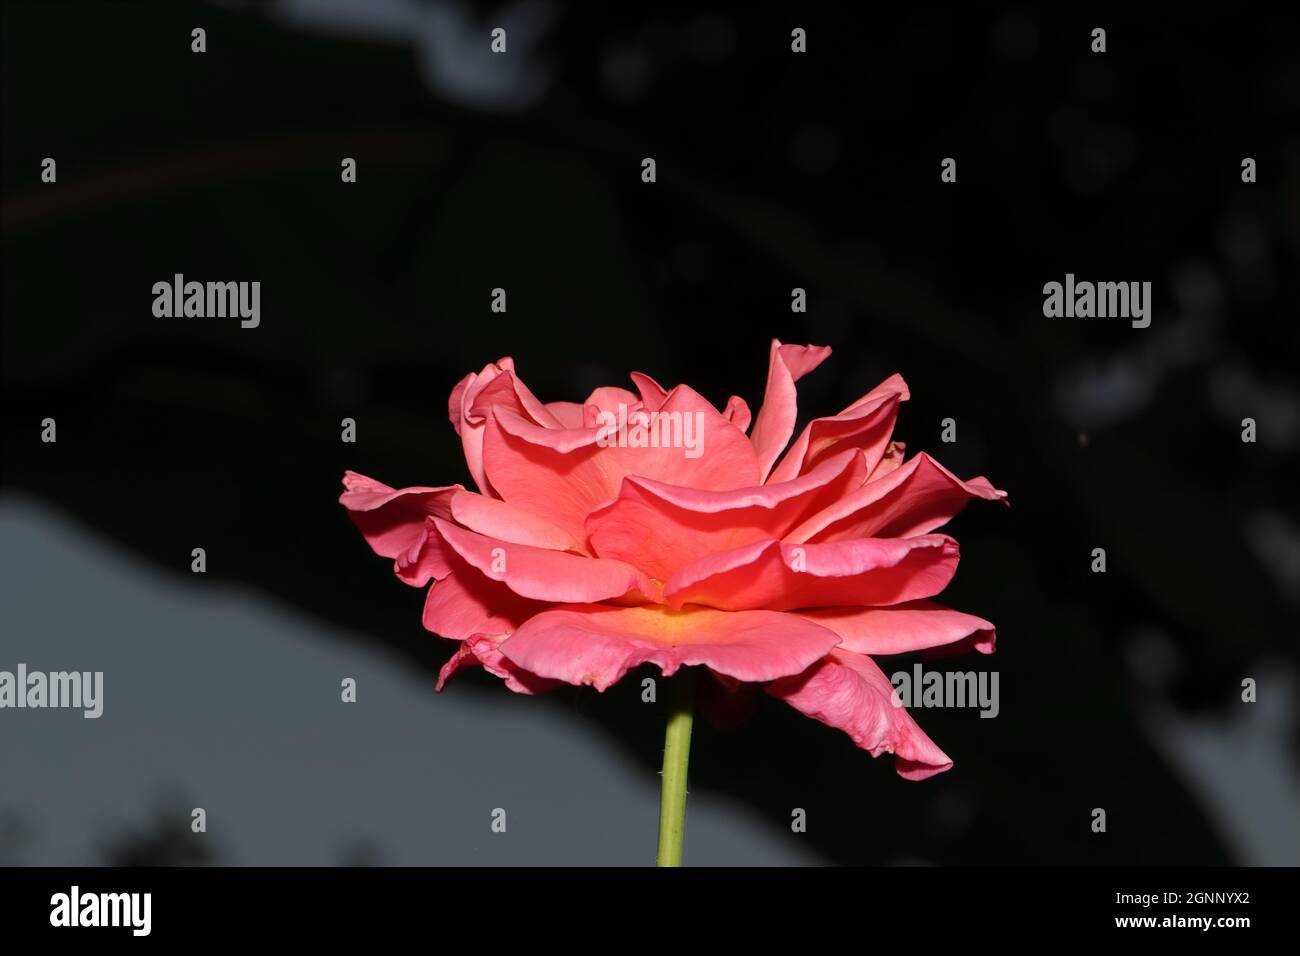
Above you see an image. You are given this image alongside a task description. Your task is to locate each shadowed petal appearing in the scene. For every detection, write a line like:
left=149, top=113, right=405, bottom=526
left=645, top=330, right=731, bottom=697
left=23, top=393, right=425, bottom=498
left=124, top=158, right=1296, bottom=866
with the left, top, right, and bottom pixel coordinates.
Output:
left=339, top=471, right=459, bottom=583
left=768, top=649, right=953, bottom=780
left=393, top=517, right=454, bottom=586
left=421, top=563, right=547, bottom=641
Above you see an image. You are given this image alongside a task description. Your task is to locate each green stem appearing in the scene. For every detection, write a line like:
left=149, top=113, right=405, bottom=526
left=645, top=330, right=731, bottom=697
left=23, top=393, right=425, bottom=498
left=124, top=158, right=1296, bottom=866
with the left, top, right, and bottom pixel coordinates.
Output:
left=656, top=669, right=696, bottom=867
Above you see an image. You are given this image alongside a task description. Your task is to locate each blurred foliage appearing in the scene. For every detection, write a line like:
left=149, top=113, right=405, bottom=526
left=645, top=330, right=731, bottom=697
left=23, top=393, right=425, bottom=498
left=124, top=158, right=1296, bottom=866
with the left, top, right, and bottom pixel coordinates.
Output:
left=97, top=789, right=219, bottom=867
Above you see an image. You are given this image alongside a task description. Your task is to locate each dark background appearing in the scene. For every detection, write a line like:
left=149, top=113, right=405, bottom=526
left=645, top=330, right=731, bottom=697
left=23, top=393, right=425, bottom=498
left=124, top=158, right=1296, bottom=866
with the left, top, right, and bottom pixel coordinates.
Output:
left=2, top=1, right=1298, bottom=865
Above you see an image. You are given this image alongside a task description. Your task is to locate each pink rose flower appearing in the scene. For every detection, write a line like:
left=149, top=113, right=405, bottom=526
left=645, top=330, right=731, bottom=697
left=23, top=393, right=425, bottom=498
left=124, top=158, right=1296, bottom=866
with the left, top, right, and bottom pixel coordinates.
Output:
left=340, top=342, right=1005, bottom=780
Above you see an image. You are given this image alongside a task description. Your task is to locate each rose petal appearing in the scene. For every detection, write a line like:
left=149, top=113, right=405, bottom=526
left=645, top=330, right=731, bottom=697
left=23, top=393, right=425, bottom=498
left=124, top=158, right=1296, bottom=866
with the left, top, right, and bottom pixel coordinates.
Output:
left=339, top=471, right=459, bottom=580
left=465, top=364, right=561, bottom=429
left=586, top=449, right=866, bottom=581
left=544, top=401, right=587, bottom=428
left=630, top=371, right=670, bottom=410
left=498, top=604, right=842, bottom=691
left=767, top=374, right=908, bottom=485
left=722, top=395, right=752, bottom=433
left=451, top=360, right=559, bottom=495
left=433, top=518, right=656, bottom=604
left=872, top=441, right=906, bottom=480
left=768, top=648, right=952, bottom=780
left=436, top=635, right=559, bottom=695
left=421, top=563, right=546, bottom=641
left=394, top=517, right=455, bottom=586
left=583, top=386, right=641, bottom=418
left=749, top=340, right=833, bottom=481
left=449, top=489, right=585, bottom=553
left=664, top=534, right=960, bottom=611
left=796, top=600, right=996, bottom=655
left=481, top=386, right=762, bottom=540
left=789, top=452, right=1006, bottom=544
